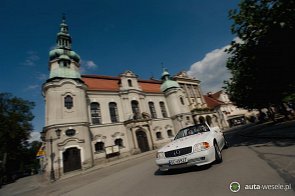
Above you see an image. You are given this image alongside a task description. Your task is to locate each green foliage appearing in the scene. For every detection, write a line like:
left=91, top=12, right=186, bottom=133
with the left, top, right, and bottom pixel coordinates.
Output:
left=283, top=93, right=295, bottom=102
left=0, top=92, right=36, bottom=175
left=225, top=0, right=295, bottom=109
left=23, top=141, right=42, bottom=173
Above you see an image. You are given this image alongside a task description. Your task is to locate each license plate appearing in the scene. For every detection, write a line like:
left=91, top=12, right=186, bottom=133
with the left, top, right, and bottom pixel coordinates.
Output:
left=169, top=157, right=187, bottom=165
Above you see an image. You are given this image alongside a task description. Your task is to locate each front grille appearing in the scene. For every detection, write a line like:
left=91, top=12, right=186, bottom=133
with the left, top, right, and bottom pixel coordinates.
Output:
left=165, top=146, right=192, bottom=158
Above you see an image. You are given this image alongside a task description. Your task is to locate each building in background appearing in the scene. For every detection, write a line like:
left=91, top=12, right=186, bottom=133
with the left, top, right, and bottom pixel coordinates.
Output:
left=204, top=90, right=257, bottom=128
left=173, top=71, right=222, bottom=128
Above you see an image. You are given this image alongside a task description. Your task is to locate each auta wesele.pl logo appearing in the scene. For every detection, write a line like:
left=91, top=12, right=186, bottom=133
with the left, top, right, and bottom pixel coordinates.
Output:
left=230, top=182, right=241, bottom=193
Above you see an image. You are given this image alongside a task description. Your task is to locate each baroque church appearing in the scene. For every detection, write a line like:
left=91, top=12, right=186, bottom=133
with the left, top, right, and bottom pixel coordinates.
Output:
left=41, top=18, right=249, bottom=180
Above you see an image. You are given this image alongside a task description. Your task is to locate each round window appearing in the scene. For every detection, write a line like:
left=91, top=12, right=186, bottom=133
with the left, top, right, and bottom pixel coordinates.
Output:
left=65, top=129, right=76, bottom=137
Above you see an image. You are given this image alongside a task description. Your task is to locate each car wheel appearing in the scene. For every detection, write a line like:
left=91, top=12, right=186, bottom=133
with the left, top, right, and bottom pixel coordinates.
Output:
left=214, top=142, right=223, bottom=163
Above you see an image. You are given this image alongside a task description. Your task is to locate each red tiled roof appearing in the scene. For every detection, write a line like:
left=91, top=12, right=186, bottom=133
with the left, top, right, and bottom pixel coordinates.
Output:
left=82, top=75, right=120, bottom=91
left=81, top=75, right=162, bottom=93
left=138, top=80, right=162, bottom=93
left=203, top=95, right=225, bottom=109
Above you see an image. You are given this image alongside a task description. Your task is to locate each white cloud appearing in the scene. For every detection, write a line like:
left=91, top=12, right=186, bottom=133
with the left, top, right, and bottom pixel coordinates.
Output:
left=28, top=131, right=41, bottom=143
left=24, top=84, right=39, bottom=91
left=80, top=60, right=98, bottom=74
left=23, top=51, right=40, bottom=66
left=187, top=45, right=232, bottom=93
left=85, top=60, right=97, bottom=69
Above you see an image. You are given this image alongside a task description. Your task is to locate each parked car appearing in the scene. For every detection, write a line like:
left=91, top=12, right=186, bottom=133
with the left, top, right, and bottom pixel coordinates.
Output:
left=155, top=123, right=228, bottom=171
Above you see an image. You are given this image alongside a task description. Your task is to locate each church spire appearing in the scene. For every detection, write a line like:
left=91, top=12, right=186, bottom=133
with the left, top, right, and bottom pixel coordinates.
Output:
left=48, top=16, right=81, bottom=79
left=56, top=14, right=72, bottom=49
left=161, top=68, right=170, bottom=81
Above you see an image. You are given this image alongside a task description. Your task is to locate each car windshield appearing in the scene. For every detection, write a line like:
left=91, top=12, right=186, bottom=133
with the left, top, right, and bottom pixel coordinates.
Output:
left=174, top=124, right=210, bottom=140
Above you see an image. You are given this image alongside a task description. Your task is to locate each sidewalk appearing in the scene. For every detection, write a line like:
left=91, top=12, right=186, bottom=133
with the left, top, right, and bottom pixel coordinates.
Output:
left=0, top=150, right=157, bottom=195
left=59, top=149, right=157, bottom=181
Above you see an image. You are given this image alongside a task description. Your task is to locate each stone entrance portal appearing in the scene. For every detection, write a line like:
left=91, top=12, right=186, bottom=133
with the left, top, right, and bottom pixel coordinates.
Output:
left=63, top=147, right=82, bottom=173
left=136, top=130, right=150, bottom=152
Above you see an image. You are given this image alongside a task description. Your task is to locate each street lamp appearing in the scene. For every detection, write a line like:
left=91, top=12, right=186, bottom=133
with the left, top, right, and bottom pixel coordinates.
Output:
left=41, top=128, right=61, bottom=182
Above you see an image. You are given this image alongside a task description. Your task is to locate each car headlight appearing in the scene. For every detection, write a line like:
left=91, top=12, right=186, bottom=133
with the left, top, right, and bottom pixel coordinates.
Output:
left=193, top=142, right=210, bottom=152
left=156, top=152, right=165, bottom=159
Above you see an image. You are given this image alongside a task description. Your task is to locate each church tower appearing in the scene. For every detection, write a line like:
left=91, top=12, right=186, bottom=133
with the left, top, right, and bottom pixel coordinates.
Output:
left=42, top=16, right=93, bottom=180
left=160, top=68, right=193, bottom=130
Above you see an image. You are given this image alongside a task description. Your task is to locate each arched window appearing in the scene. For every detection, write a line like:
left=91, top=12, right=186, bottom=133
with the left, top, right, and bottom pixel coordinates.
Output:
left=180, top=97, right=185, bottom=105
left=199, top=116, right=205, bottom=124
left=128, top=79, right=133, bottom=87
left=59, top=60, right=70, bottom=68
left=109, top=102, right=119, bottom=123
left=156, top=132, right=163, bottom=140
left=159, top=101, right=168, bottom=118
left=206, top=115, right=212, bottom=126
left=64, top=95, right=73, bottom=109
left=95, top=142, right=104, bottom=152
left=131, top=100, right=141, bottom=119
left=115, top=138, right=124, bottom=148
left=148, top=102, right=157, bottom=118
left=167, top=130, right=174, bottom=137
left=90, top=102, right=102, bottom=125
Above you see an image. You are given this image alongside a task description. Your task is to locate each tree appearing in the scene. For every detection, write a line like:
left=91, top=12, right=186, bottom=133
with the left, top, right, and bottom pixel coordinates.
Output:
left=0, top=93, right=35, bottom=180
left=21, top=141, right=42, bottom=175
left=225, top=0, right=295, bottom=109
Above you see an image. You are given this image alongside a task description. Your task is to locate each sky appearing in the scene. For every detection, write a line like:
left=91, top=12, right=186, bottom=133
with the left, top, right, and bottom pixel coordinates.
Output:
left=0, top=0, right=240, bottom=141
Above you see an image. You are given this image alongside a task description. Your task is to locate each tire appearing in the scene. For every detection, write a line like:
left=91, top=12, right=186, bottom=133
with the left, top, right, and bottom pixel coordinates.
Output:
left=214, top=142, right=223, bottom=164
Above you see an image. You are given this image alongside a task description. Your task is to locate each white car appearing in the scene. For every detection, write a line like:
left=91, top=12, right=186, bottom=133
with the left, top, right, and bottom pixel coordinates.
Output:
left=156, top=123, right=228, bottom=171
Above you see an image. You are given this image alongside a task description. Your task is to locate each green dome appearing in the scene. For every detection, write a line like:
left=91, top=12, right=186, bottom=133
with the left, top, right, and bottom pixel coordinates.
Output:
left=161, top=80, right=180, bottom=92
left=49, top=48, right=63, bottom=60
left=49, top=48, right=80, bottom=63
left=161, top=70, right=170, bottom=78
left=59, top=54, right=71, bottom=60
left=160, top=68, right=180, bottom=92
left=69, top=51, right=80, bottom=63
left=49, top=16, right=80, bottom=63
left=48, top=16, right=81, bottom=80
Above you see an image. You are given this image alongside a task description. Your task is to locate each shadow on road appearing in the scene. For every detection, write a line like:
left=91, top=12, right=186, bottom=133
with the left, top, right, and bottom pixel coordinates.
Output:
left=224, top=122, right=295, bottom=189
left=224, top=121, right=295, bottom=148
left=228, top=136, right=295, bottom=148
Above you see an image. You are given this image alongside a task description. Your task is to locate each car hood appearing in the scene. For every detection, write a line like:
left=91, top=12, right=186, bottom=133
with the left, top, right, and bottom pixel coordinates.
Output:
left=159, top=132, right=211, bottom=152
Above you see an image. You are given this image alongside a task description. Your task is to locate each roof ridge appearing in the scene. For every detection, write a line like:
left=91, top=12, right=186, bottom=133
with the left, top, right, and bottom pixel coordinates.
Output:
left=82, top=74, right=120, bottom=80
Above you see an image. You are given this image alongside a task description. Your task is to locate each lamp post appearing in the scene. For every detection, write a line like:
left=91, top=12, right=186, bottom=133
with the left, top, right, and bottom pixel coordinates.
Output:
left=41, top=129, right=61, bottom=182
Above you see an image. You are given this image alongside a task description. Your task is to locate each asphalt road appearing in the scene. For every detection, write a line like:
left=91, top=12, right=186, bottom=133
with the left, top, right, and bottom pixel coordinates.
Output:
left=60, top=148, right=293, bottom=196
left=1, top=123, right=294, bottom=196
